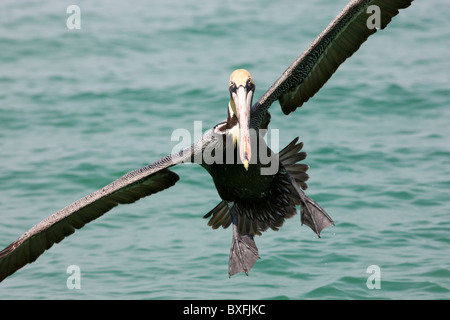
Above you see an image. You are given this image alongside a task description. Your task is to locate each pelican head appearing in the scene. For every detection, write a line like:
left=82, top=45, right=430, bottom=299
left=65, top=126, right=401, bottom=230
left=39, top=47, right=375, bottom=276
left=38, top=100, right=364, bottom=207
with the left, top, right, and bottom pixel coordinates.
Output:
left=228, top=69, right=255, bottom=170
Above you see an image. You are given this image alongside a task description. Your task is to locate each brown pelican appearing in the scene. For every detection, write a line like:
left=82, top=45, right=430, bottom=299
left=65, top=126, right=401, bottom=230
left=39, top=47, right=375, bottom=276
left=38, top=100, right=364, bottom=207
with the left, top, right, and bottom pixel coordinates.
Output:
left=0, top=0, right=413, bottom=282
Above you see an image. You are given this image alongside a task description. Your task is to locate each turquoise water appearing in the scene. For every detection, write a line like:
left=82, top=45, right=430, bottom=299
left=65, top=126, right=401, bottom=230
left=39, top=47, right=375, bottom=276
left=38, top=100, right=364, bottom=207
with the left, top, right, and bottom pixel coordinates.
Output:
left=0, top=0, right=449, bottom=299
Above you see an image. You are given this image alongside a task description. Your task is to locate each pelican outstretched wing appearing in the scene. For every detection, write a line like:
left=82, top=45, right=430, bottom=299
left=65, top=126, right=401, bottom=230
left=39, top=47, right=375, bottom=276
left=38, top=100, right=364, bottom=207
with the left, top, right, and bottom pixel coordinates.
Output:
left=0, top=142, right=200, bottom=283
left=251, top=0, right=413, bottom=126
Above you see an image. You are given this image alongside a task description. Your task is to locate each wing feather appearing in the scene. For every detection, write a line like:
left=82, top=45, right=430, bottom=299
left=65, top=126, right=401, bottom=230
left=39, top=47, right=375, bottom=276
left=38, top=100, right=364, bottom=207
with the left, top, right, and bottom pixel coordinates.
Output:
left=252, top=0, right=413, bottom=127
left=0, top=146, right=197, bottom=283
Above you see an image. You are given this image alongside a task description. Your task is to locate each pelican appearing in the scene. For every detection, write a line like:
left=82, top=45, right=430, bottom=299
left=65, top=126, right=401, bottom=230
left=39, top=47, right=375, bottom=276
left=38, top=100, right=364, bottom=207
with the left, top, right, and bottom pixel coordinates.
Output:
left=0, top=0, right=413, bottom=282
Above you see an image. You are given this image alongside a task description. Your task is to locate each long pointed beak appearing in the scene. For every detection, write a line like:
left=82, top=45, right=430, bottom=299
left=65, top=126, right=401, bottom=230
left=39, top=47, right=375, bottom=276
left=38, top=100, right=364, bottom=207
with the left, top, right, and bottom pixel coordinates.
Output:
left=233, top=86, right=253, bottom=170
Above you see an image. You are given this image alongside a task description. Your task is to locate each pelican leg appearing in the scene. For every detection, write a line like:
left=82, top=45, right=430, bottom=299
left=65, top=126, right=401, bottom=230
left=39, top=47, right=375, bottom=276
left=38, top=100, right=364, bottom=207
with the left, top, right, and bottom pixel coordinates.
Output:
left=228, top=206, right=259, bottom=277
left=286, top=172, right=334, bottom=237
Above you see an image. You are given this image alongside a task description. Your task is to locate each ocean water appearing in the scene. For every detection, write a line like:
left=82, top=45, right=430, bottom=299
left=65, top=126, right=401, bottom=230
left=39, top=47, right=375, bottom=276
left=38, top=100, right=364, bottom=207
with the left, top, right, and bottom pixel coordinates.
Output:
left=0, top=0, right=449, bottom=300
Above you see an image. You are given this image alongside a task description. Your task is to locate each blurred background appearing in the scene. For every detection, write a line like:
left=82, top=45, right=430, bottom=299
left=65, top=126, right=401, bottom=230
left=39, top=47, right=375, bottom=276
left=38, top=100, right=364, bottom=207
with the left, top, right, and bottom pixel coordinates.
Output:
left=0, top=0, right=448, bottom=299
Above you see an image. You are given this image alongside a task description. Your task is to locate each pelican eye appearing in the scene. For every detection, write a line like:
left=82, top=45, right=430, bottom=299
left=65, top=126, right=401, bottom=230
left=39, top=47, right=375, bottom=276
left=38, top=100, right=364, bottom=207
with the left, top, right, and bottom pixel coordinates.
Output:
left=246, top=78, right=254, bottom=90
left=229, top=81, right=236, bottom=93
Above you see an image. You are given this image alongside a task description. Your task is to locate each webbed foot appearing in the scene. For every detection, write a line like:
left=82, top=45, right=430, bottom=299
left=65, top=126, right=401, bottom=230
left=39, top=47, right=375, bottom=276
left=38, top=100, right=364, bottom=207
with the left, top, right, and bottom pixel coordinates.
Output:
left=229, top=230, right=259, bottom=277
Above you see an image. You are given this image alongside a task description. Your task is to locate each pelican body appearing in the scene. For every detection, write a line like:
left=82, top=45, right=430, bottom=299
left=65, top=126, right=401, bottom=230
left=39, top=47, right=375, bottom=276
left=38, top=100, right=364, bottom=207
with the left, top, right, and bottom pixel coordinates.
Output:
left=196, top=69, right=333, bottom=274
left=0, top=0, right=413, bottom=282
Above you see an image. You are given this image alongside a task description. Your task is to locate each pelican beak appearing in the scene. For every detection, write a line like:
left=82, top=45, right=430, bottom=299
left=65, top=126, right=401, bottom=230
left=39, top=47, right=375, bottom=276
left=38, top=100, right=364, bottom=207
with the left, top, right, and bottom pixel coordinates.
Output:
left=232, top=85, right=253, bottom=170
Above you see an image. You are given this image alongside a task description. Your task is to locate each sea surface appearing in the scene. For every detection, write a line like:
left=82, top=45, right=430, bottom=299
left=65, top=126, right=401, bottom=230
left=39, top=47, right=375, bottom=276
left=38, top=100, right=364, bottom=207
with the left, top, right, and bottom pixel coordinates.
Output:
left=0, top=0, right=449, bottom=300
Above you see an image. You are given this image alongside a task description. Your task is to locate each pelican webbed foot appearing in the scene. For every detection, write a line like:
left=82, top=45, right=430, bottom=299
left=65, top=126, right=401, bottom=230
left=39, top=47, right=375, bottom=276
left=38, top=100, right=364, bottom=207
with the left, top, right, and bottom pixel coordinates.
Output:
left=228, top=207, right=259, bottom=277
